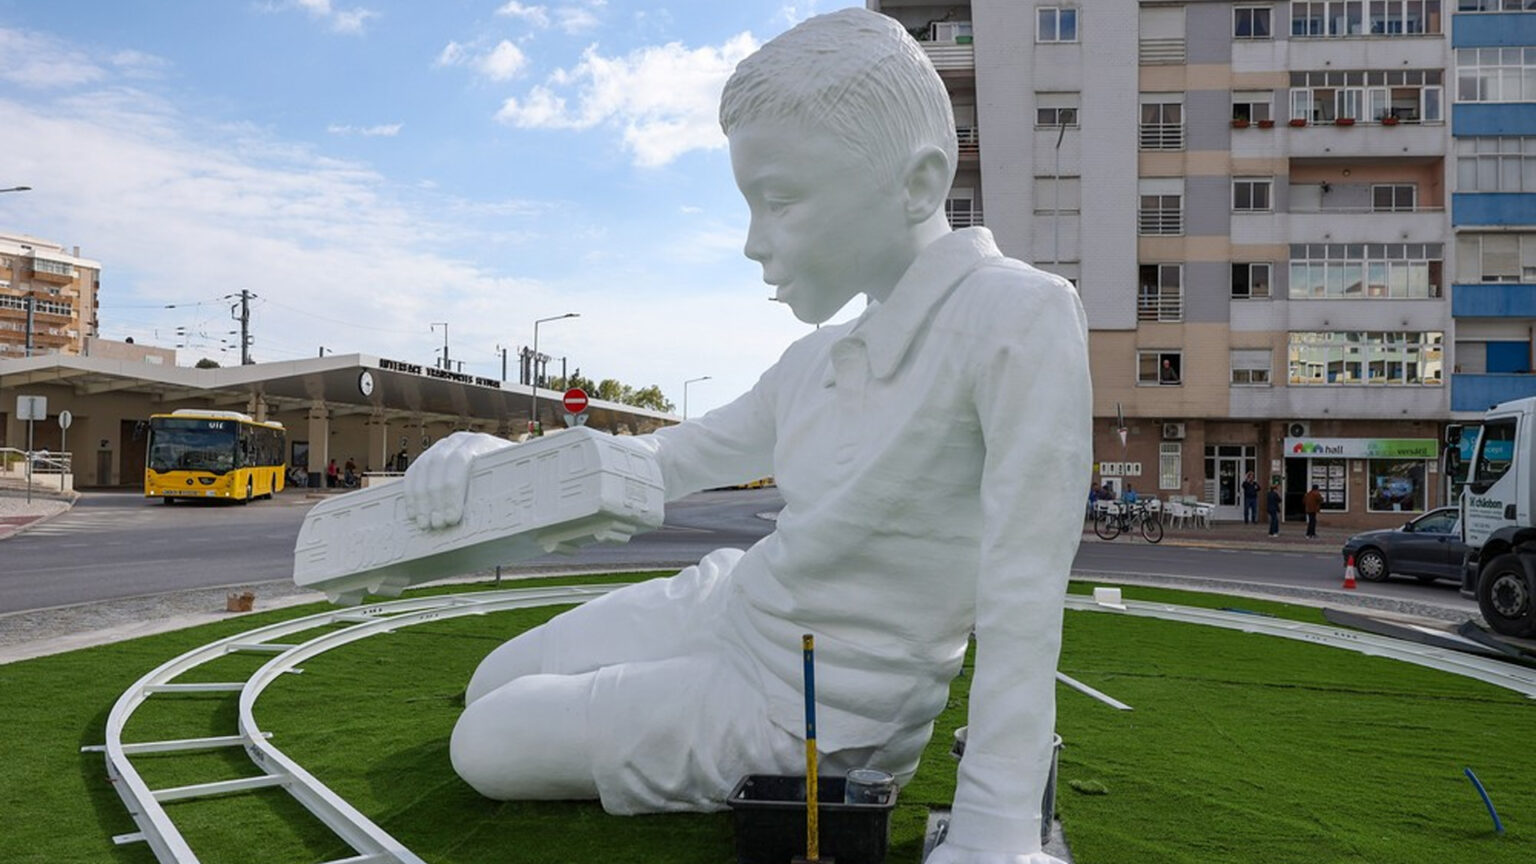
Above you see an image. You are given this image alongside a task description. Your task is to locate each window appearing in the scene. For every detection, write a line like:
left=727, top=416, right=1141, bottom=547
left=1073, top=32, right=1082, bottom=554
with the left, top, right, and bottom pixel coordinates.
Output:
left=1036, top=92, right=1080, bottom=127
left=1290, top=69, right=1442, bottom=124
left=1294, top=1, right=1445, bottom=36
left=1457, top=137, right=1536, bottom=192
left=1230, top=349, right=1273, bottom=385
left=1038, top=6, right=1079, bottom=43
left=931, top=21, right=973, bottom=42
left=1305, top=459, right=1349, bottom=511
left=1138, top=264, right=1183, bottom=321
left=1371, top=184, right=1417, bottom=212
left=1232, top=90, right=1274, bottom=123
left=1232, top=262, right=1272, bottom=299
left=1034, top=176, right=1081, bottom=213
left=1140, top=95, right=1185, bottom=150
left=1473, top=417, right=1516, bottom=490
left=1368, top=460, right=1427, bottom=512
left=1234, top=6, right=1273, bottom=38
left=1457, top=47, right=1536, bottom=103
left=1290, top=243, right=1444, bottom=298
left=1138, top=179, right=1183, bottom=234
left=1458, top=1, right=1536, bottom=10
left=1456, top=234, right=1536, bottom=283
left=1287, top=331, right=1444, bottom=385
left=1159, top=442, right=1182, bottom=491
left=1138, top=350, right=1183, bottom=385
left=1233, top=178, right=1273, bottom=211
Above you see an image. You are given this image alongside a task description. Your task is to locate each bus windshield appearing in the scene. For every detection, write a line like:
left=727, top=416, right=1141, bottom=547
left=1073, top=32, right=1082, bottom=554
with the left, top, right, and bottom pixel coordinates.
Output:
left=148, top=419, right=239, bottom=474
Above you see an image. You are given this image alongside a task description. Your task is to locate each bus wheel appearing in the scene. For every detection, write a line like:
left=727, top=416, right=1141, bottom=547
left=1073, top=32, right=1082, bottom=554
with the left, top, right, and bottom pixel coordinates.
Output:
left=162, top=497, right=177, bottom=506
left=241, top=478, right=254, bottom=504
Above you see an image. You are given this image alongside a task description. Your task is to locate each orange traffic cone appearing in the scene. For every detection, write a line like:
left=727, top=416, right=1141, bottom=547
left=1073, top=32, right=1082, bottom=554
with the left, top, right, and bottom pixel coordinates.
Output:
left=1343, top=555, right=1358, bottom=590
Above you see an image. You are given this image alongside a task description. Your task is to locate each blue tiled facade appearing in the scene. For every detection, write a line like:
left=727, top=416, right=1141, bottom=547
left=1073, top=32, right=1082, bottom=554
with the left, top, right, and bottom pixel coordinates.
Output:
left=1451, top=9, right=1536, bottom=415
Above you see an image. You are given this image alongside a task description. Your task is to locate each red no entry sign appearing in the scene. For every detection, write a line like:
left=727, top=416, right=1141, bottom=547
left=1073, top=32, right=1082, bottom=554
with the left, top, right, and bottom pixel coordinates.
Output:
left=562, top=388, right=589, bottom=413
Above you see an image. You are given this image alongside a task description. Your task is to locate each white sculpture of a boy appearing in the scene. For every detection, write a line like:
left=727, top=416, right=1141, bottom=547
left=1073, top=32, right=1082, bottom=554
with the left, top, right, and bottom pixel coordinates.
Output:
left=404, top=9, right=1091, bottom=862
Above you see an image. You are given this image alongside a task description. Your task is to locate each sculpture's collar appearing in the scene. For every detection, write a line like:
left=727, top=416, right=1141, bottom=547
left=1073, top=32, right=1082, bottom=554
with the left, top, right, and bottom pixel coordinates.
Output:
left=845, top=227, right=1002, bottom=380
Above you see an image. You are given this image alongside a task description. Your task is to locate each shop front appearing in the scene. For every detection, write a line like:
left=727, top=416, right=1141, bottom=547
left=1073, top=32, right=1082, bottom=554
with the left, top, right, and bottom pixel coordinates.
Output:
left=1280, top=436, right=1441, bottom=529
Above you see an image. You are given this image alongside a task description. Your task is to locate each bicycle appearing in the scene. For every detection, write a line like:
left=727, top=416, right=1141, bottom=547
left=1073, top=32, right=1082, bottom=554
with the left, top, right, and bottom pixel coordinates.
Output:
left=1093, top=501, right=1164, bottom=543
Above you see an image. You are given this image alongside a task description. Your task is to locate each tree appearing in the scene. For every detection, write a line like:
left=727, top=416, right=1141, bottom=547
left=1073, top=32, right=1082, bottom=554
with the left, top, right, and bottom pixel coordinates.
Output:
left=548, top=373, right=676, bottom=414
left=194, top=357, right=221, bottom=369
left=628, top=385, right=674, bottom=413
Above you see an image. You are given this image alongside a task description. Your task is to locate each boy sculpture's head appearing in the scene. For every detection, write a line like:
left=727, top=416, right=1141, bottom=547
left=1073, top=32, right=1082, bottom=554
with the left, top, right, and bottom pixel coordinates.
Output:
left=720, top=8, right=959, bottom=324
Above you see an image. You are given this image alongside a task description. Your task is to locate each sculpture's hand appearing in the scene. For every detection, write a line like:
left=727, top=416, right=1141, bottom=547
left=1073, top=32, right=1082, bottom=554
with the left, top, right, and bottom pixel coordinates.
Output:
left=402, top=431, right=513, bottom=530
left=925, top=844, right=1066, bottom=864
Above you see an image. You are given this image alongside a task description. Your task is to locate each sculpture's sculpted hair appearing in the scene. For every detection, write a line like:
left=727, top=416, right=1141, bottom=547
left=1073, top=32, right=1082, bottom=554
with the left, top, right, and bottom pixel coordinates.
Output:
left=719, top=8, right=957, bottom=190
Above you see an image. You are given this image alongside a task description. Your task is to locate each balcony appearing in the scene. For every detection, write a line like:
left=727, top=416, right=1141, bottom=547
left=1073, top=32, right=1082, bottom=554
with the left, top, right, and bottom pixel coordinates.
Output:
left=919, top=40, right=974, bottom=73
left=1451, top=283, right=1536, bottom=318
left=1452, top=373, right=1536, bottom=412
left=947, top=204, right=984, bottom=229
left=1280, top=119, right=1444, bottom=158
left=29, top=257, right=76, bottom=285
left=1281, top=207, right=1446, bottom=244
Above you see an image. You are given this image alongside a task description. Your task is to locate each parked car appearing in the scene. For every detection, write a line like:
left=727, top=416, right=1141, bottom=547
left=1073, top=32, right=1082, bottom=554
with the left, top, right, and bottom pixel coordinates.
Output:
left=1340, top=507, right=1466, bottom=584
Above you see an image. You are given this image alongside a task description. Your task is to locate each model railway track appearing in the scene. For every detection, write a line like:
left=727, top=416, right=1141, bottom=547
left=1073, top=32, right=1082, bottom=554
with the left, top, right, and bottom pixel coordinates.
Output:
left=90, top=586, right=1536, bottom=864
left=88, top=585, right=618, bottom=864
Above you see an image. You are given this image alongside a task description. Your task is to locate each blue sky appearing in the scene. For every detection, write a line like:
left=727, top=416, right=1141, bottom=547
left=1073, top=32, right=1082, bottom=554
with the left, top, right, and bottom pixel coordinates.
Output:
left=0, top=0, right=861, bottom=416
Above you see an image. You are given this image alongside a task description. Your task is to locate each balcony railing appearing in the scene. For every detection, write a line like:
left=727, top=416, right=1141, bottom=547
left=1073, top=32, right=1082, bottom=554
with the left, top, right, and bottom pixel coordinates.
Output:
left=947, top=205, right=984, bottom=228
left=957, top=126, right=979, bottom=159
left=1137, top=293, right=1184, bottom=322
left=1139, top=38, right=1186, bottom=64
left=1138, top=209, right=1184, bottom=235
left=919, top=41, right=975, bottom=72
left=1139, top=123, right=1185, bottom=151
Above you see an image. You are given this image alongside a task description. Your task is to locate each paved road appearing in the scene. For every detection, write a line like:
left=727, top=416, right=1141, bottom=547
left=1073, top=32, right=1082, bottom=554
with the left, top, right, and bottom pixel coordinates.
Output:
left=0, top=487, right=1477, bottom=619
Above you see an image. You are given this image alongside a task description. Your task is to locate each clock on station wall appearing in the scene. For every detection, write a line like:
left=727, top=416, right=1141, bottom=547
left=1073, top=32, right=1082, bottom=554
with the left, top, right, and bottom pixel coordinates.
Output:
left=358, top=370, right=375, bottom=397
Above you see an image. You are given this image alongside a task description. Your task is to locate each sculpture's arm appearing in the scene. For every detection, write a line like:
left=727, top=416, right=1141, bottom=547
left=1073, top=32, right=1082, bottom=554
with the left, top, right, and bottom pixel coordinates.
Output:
left=941, top=279, right=1091, bottom=862
left=627, top=360, right=781, bottom=502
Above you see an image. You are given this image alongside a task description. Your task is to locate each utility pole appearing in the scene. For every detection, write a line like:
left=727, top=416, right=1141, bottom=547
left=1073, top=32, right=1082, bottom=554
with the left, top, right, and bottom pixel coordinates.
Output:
left=431, top=322, right=449, bottom=370
left=230, top=289, right=254, bottom=365
left=496, top=344, right=509, bottom=382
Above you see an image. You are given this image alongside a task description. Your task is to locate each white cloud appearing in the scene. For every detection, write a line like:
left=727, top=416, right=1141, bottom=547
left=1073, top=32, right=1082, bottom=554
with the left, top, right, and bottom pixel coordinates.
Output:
left=479, top=40, right=529, bottom=81
left=435, top=41, right=467, bottom=67
left=494, top=32, right=759, bottom=167
left=556, top=5, right=601, bottom=34
left=327, top=123, right=403, bottom=137
left=0, top=28, right=108, bottom=88
left=281, top=0, right=377, bottom=35
left=496, top=2, right=550, bottom=28
left=778, top=2, right=825, bottom=27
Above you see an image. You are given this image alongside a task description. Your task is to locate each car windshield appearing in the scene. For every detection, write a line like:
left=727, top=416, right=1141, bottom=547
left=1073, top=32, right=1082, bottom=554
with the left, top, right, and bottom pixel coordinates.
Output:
left=148, top=419, right=238, bottom=474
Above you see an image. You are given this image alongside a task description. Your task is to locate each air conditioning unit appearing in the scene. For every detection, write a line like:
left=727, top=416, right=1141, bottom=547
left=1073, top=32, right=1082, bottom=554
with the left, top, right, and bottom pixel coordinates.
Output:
left=1162, top=422, right=1186, bottom=440
left=1287, top=421, right=1311, bottom=438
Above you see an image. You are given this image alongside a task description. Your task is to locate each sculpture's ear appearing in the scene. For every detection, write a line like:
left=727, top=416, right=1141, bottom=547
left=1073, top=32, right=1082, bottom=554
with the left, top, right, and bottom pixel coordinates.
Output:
left=902, top=145, right=951, bottom=224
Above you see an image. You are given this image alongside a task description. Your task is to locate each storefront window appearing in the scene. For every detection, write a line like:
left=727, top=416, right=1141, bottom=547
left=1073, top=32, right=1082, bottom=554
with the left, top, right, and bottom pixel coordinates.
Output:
left=1307, top=458, right=1348, bottom=510
left=1368, top=460, right=1426, bottom=512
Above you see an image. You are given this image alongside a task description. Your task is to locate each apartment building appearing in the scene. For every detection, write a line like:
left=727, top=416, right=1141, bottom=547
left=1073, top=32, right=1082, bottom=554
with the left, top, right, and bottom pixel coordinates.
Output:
left=0, top=233, right=101, bottom=359
left=1449, top=2, right=1536, bottom=416
left=871, top=0, right=1453, bottom=527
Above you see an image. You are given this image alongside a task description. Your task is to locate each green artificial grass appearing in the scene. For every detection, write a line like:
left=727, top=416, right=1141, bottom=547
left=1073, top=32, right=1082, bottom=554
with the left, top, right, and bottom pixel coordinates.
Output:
left=0, top=577, right=1529, bottom=863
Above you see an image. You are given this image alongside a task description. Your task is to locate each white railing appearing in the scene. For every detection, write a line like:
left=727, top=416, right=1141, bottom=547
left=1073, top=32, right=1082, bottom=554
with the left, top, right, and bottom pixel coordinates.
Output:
left=1138, top=209, right=1184, bottom=235
left=1137, top=294, right=1184, bottom=322
left=0, top=447, right=74, bottom=493
left=1139, top=123, right=1185, bottom=151
left=956, top=126, right=979, bottom=157
left=947, top=206, right=985, bottom=228
left=919, top=42, right=975, bottom=71
left=1139, top=38, right=1186, bottom=64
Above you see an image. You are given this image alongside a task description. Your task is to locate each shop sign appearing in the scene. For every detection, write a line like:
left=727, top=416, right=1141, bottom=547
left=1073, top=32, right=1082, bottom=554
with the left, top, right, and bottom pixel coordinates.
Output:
left=1283, top=438, right=1437, bottom=459
left=1098, top=462, right=1143, bottom=477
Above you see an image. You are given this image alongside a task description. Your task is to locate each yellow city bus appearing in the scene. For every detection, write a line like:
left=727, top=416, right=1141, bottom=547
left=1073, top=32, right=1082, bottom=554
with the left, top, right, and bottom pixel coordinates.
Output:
left=145, top=409, right=286, bottom=503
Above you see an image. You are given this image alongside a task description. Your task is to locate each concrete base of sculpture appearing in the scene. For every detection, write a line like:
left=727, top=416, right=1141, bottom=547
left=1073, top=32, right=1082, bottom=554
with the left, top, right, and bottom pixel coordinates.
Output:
left=292, top=428, right=664, bottom=603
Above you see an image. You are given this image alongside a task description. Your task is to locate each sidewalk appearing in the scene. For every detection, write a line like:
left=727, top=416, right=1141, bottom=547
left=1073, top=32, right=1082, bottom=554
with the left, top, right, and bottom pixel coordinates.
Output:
left=0, top=483, right=74, bottom=539
left=1083, top=516, right=1355, bottom=553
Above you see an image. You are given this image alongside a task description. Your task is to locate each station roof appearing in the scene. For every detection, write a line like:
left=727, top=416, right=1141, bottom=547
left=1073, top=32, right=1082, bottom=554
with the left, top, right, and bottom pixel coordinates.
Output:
left=0, top=353, right=675, bottom=432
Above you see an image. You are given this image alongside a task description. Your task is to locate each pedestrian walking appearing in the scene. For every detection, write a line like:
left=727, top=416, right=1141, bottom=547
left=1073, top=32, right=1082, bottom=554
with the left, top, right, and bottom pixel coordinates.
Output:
left=1266, top=481, right=1282, bottom=537
left=1241, top=471, right=1260, bottom=525
left=1304, top=483, right=1324, bottom=539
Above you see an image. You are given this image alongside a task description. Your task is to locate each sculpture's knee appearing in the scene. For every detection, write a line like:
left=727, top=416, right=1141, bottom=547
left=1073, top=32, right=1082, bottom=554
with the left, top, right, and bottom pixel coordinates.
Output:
left=451, top=674, right=599, bottom=801
left=464, top=627, right=549, bottom=705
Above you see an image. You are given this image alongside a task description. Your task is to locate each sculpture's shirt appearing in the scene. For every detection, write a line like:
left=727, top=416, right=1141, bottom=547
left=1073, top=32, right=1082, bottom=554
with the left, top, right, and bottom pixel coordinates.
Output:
left=644, top=227, right=1092, bottom=851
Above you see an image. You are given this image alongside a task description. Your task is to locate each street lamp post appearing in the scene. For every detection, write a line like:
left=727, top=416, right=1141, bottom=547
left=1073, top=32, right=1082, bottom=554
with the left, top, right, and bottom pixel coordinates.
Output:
left=529, top=313, right=579, bottom=434
left=430, top=322, right=449, bottom=370
left=683, top=375, right=712, bottom=420
left=0, top=186, right=31, bottom=194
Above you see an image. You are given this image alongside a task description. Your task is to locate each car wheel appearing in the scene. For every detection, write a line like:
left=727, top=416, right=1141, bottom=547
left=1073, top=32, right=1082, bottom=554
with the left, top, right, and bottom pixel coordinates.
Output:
left=1355, top=547, right=1388, bottom=582
left=1477, top=553, right=1536, bottom=639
